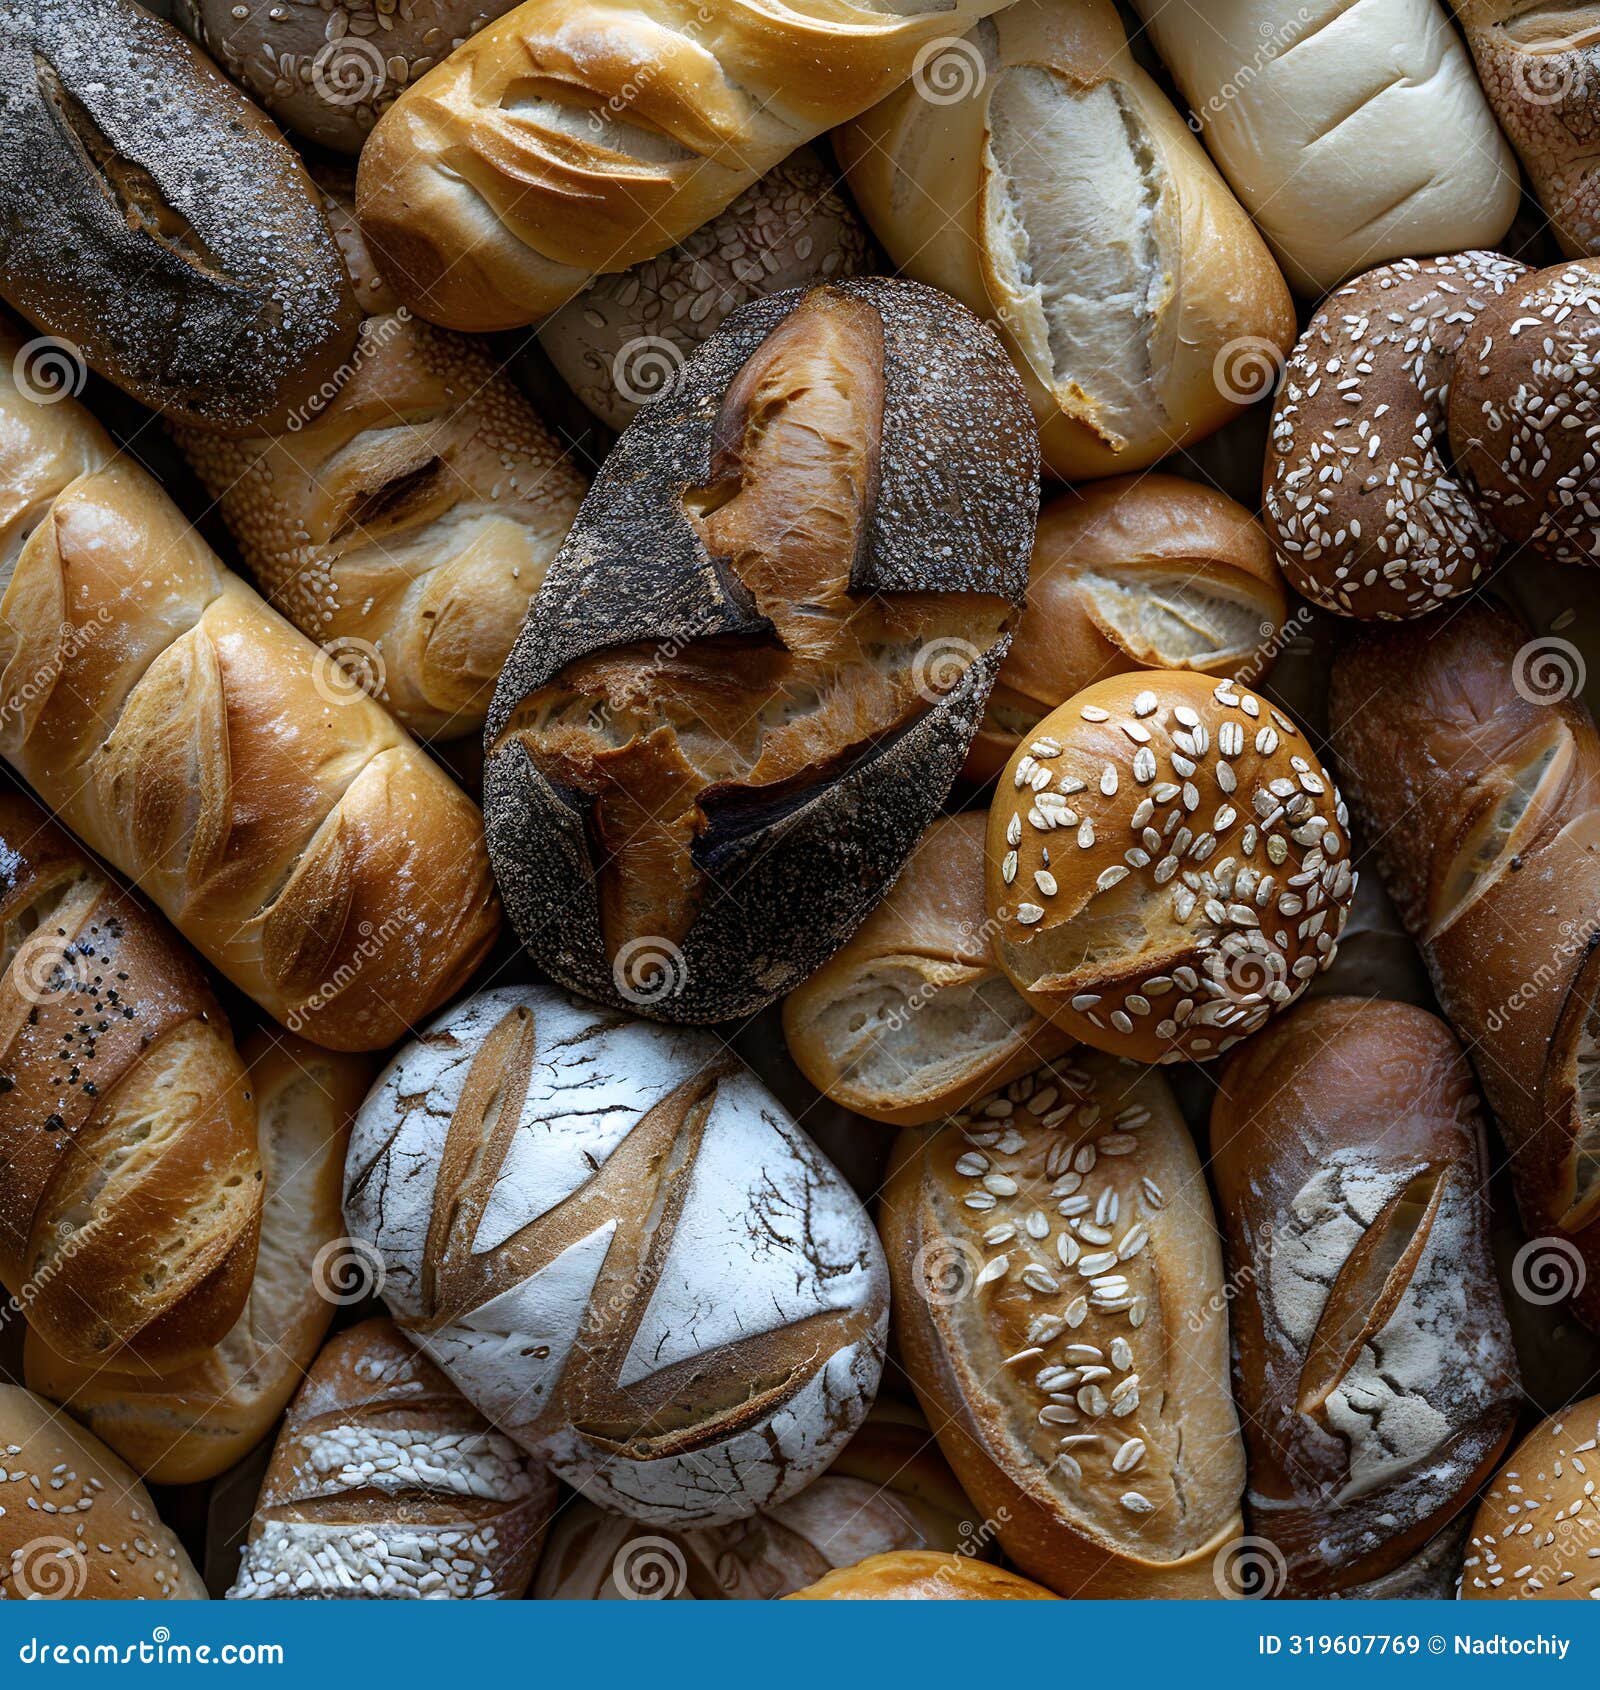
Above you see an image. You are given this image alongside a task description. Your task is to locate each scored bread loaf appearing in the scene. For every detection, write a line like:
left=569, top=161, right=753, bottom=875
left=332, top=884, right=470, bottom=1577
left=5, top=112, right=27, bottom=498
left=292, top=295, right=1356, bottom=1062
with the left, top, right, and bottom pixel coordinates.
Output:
left=343, top=984, right=890, bottom=1526
left=172, top=178, right=587, bottom=742
left=884, top=1050, right=1246, bottom=1598
left=0, top=787, right=260, bottom=1368
left=835, top=0, right=1296, bottom=481
left=26, top=1034, right=374, bottom=1484
left=0, top=0, right=359, bottom=430
left=1129, top=0, right=1518, bottom=295
left=1330, top=600, right=1600, bottom=1332
left=786, top=1552, right=1058, bottom=1601
left=228, top=1318, right=556, bottom=1599
left=965, top=476, right=1288, bottom=782
left=355, top=0, right=1013, bottom=330
left=1211, top=997, right=1520, bottom=1596
left=0, top=318, right=501, bottom=1051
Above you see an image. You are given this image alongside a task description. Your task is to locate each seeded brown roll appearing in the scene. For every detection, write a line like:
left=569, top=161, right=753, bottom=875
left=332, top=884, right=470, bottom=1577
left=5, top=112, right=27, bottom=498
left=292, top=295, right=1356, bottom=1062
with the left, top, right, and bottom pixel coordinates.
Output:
left=1211, top=997, right=1520, bottom=1596
left=786, top=1552, right=1057, bottom=1601
left=1264, top=252, right=1529, bottom=620
left=965, top=475, right=1288, bottom=782
left=985, top=671, right=1355, bottom=1065
left=1450, top=259, right=1600, bottom=570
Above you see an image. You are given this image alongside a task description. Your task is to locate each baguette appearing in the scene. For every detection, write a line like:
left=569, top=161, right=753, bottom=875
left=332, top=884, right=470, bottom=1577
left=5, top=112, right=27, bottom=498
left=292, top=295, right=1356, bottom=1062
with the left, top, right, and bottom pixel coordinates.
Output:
left=0, top=318, right=501, bottom=1050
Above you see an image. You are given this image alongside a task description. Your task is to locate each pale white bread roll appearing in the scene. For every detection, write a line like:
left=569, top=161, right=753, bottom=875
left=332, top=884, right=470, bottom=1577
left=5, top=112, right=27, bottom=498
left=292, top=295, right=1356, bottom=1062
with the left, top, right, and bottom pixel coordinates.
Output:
left=355, top=0, right=1014, bottom=330
left=25, top=1035, right=376, bottom=1485
left=227, top=1318, right=555, bottom=1599
left=835, top=0, right=1296, bottom=481
left=1129, top=0, right=1519, bottom=295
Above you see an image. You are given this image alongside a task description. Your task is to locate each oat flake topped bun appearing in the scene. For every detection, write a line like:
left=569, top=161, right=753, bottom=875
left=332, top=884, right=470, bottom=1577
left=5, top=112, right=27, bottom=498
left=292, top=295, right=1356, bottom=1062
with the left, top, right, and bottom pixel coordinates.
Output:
left=985, top=671, right=1355, bottom=1064
left=1264, top=251, right=1529, bottom=620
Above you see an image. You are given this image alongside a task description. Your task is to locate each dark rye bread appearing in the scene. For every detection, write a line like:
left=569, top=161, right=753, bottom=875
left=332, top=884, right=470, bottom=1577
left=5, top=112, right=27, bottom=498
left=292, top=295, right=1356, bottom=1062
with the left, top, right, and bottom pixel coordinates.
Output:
left=485, top=277, right=1037, bottom=1024
left=0, top=0, right=359, bottom=430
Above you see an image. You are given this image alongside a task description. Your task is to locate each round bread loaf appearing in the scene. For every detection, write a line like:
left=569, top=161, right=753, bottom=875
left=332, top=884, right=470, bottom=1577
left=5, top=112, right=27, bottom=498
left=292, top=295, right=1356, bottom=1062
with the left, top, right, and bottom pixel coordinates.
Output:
left=786, top=1552, right=1057, bottom=1601
left=1450, top=258, right=1600, bottom=569
left=985, top=670, right=1355, bottom=1064
left=1264, top=251, right=1529, bottom=619
left=965, top=475, right=1288, bottom=782
left=343, top=984, right=889, bottom=1526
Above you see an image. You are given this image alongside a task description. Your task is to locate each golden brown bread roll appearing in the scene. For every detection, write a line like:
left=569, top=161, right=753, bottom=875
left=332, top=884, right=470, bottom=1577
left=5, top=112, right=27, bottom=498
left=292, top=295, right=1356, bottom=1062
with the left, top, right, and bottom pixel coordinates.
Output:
left=985, top=670, right=1355, bottom=1065
left=835, top=0, right=1296, bottom=481
left=1211, top=997, right=1519, bottom=1597
left=0, top=1385, right=206, bottom=1598
left=0, top=319, right=501, bottom=1051
left=25, top=1034, right=374, bottom=1484
left=1330, top=599, right=1600, bottom=1332
left=356, top=0, right=1013, bottom=330
left=0, top=788, right=260, bottom=1368
left=883, top=1051, right=1246, bottom=1598
left=786, top=1551, right=1058, bottom=1601
left=965, top=476, right=1288, bottom=783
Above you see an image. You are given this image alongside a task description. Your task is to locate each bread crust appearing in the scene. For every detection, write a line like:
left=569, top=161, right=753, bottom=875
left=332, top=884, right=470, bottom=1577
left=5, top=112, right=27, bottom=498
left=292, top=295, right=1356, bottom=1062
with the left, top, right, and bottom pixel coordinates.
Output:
left=786, top=1551, right=1057, bottom=1601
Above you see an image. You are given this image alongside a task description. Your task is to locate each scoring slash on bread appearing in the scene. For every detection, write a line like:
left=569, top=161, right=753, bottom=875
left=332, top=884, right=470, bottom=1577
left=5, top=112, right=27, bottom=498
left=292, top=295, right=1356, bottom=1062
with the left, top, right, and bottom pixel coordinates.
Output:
left=485, top=278, right=1036, bottom=1025
left=26, top=1035, right=374, bottom=1485
left=343, top=985, right=889, bottom=1527
left=835, top=0, right=1295, bottom=482
left=0, top=318, right=501, bottom=1051
left=228, top=1318, right=555, bottom=1600
left=786, top=1551, right=1058, bottom=1601
left=1128, top=0, right=1519, bottom=296
left=0, top=789, right=260, bottom=1369
left=884, top=1050, right=1245, bottom=1598
left=1331, top=599, right=1600, bottom=1333
left=1211, top=997, right=1519, bottom=1597
left=986, top=671, right=1354, bottom=1065
left=355, top=0, right=1012, bottom=330
left=0, top=0, right=360, bottom=431
left=964, top=476, right=1288, bottom=783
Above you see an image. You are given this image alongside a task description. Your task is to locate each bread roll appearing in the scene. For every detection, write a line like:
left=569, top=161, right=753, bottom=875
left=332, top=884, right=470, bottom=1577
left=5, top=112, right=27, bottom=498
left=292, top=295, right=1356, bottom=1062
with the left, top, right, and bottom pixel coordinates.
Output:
left=786, top=1552, right=1057, bottom=1601
left=0, top=1385, right=206, bottom=1598
left=486, top=279, right=1035, bottom=1024
left=0, top=788, right=260, bottom=1367
left=25, top=1035, right=374, bottom=1484
left=1329, top=599, right=1600, bottom=1332
left=1210, top=997, right=1519, bottom=1596
left=1462, top=1396, right=1600, bottom=1599
left=835, top=0, right=1296, bottom=481
left=538, top=147, right=874, bottom=431
left=1129, top=0, right=1519, bottom=296
left=172, top=182, right=587, bottom=742
left=227, top=1318, right=555, bottom=1599
left=344, top=985, right=889, bottom=1526
left=0, top=0, right=359, bottom=430
left=985, top=670, right=1355, bottom=1065
left=0, top=320, right=500, bottom=1050
left=965, top=476, right=1288, bottom=782
left=1263, top=252, right=1529, bottom=620
left=884, top=1051, right=1246, bottom=1598
left=355, top=0, right=1012, bottom=330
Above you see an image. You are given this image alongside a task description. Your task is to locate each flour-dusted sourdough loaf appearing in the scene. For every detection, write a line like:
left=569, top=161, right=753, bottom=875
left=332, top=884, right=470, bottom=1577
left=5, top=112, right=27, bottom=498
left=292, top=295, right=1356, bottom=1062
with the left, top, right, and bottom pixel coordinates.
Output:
left=228, top=1318, right=555, bottom=1599
left=1211, top=997, right=1520, bottom=1596
left=343, top=985, right=890, bottom=1526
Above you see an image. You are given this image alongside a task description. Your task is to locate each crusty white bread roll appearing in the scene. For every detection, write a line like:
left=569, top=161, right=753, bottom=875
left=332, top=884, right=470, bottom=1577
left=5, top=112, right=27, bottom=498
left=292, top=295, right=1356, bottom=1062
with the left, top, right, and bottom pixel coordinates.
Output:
left=1129, top=0, right=1519, bottom=295
left=786, top=1552, right=1057, bottom=1601
left=173, top=181, right=587, bottom=741
left=0, top=1385, right=206, bottom=1598
left=25, top=1034, right=374, bottom=1485
left=965, top=476, right=1288, bottom=782
left=0, top=788, right=260, bottom=1368
left=884, top=1050, right=1246, bottom=1598
left=227, top=1318, right=555, bottom=1599
left=782, top=814, right=1075, bottom=1127
left=0, top=318, right=501, bottom=1051
left=1211, top=997, right=1520, bottom=1596
left=1330, top=600, right=1600, bottom=1333
left=355, top=0, right=1012, bottom=330
left=835, top=0, right=1296, bottom=481
left=1462, top=1395, right=1600, bottom=1599
left=985, top=670, right=1355, bottom=1065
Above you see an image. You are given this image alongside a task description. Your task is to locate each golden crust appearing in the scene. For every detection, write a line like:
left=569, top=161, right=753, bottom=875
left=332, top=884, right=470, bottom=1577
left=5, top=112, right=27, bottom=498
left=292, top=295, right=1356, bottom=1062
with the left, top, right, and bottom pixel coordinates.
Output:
left=786, top=1551, right=1057, bottom=1601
